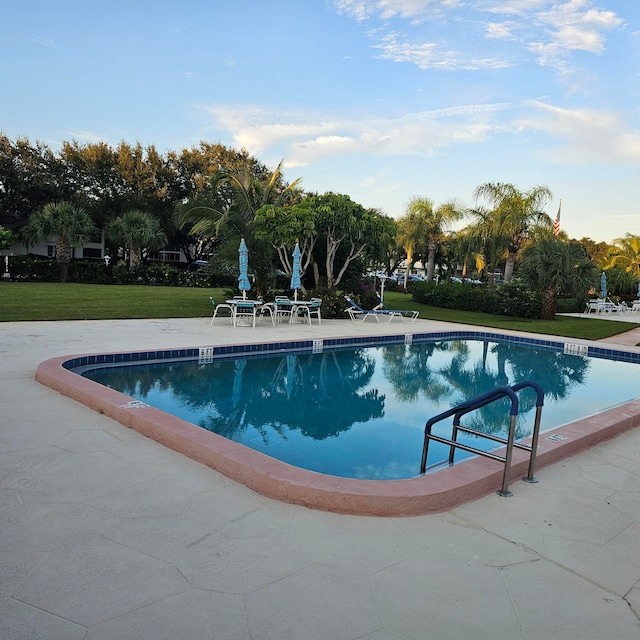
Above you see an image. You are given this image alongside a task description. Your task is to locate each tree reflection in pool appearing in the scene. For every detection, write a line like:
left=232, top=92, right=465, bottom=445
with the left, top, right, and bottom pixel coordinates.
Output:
left=83, top=339, right=638, bottom=480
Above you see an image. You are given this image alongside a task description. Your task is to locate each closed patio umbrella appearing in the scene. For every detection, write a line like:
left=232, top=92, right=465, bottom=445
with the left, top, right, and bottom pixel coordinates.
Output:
left=290, top=241, right=301, bottom=301
left=238, top=238, right=251, bottom=299
left=600, top=272, right=607, bottom=299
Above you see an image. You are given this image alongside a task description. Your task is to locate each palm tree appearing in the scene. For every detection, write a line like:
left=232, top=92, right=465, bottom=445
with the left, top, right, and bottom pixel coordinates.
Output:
left=519, top=238, right=596, bottom=320
left=447, top=228, right=484, bottom=282
left=398, top=197, right=465, bottom=284
left=106, top=209, right=167, bottom=267
left=396, top=201, right=428, bottom=289
left=428, top=200, right=466, bottom=281
left=461, top=206, right=505, bottom=287
left=473, top=183, right=553, bottom=283
left=606, top=233, right=640, bottom=278
left=24, top=201, right=97, bottom=282
left=181, top=160, right=302, bottom=294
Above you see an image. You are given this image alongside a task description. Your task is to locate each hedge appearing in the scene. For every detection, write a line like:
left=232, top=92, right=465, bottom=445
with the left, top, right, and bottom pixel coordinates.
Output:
left=6, top=257, right=236, bottom=288
left=411, top=280, right=542, bottom=319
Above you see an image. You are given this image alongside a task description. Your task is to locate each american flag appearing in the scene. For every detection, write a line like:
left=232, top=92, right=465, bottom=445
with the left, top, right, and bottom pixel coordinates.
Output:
left=553, top=200, right=561, bottom=237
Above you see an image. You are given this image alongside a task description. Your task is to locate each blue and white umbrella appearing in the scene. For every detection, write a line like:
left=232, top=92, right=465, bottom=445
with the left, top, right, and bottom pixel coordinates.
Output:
left=290, top=241, right=301, bottom=301
left=238, top=238, right=251, bottom=299
left=600, top=272, right=607, bottom=299
left=637, top=280, right=640, bottom=298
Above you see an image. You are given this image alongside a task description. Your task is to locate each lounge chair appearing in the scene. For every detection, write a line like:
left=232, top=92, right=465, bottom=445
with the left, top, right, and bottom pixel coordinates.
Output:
left=375, top=299, right=419, bottom=322
left=607, top=298, right=630, bottom=313
left=344, top=295, right=419, bottom=324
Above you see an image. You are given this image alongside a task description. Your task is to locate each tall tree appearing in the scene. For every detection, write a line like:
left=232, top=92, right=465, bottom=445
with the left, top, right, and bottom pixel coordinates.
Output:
left=369, top=214, right=400, bottom=278
left=473, top=182, right=553, bottom=282
left=253, top=200, right=317, bottom=293
left=23, top=201, right=97, bottom=282
left=106, top=209, right=167, bottom=267
left=0, top=135, right=65, bottom=228
left=310, top=193, right=388, bottom=290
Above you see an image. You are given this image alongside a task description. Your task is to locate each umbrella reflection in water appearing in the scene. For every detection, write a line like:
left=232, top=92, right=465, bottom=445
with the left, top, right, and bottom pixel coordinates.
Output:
left=232, top=359, right=246, bottom=409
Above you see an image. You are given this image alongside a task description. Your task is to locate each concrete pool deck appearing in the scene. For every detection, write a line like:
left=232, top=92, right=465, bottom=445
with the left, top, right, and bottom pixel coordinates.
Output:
left=2, top=317, right=640, bottom=638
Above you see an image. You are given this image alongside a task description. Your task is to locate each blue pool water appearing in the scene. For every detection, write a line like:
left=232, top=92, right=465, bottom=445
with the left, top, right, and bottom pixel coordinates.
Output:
left=81, top=337, right=640, bottom=480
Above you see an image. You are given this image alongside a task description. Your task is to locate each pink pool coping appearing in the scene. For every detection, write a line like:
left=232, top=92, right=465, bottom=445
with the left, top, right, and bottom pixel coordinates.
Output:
left=36, top=348, right=640, bottom=517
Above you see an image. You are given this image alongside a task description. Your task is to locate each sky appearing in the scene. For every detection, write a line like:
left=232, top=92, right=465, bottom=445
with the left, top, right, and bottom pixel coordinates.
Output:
left=2, top=0, right=639, bottom=243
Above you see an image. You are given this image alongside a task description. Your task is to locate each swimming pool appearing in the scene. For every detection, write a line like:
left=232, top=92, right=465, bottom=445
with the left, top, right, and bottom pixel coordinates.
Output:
left=37, top=330, right=640, bottom=515
left=78, top=337, right=640, bottom=480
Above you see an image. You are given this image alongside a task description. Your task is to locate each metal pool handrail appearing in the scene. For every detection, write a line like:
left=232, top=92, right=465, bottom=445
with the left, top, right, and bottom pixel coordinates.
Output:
left=420, top=381, right=545, bottom=497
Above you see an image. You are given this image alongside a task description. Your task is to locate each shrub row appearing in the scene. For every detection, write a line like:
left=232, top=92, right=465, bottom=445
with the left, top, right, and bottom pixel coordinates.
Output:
left=411, top=280, right=542, bottom=319
left=6, top=257, right=238, bottom=288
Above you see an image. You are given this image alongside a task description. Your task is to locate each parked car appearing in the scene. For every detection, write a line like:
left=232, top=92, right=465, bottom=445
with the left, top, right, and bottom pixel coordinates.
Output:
left=450, top=276, right=483, bottom=285
left=391, top=274, right=425, bottom=285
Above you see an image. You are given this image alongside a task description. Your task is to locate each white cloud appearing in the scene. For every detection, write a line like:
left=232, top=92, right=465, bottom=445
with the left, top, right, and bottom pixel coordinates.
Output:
left=334, top=0, right=625, bottom=74
left=202, top=102, right=516, bottom=166
left=200, top=106, right=341, bottom=154
left=372, top=31, right=512, bottom=70
left=61, top=130, right=106, bottom=144
left=477, top=1, right=551, bottom=17
left=484, top=21, right=517, bottom=40
left=515, top=1, right=625, bottom=71
left=332, top=0, right=447, bottom=22
left=32, top=37, right=56, bottom=47
left=519, top=102, right=640, bottom=164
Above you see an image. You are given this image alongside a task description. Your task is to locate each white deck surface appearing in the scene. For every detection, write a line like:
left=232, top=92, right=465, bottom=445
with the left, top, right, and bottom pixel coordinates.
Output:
left=2, top=317, right=640, bottom=639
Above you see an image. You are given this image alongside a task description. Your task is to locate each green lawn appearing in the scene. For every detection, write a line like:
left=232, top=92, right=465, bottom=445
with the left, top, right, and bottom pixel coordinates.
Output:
left=1, top=282, right=638, bottom=341
left=0, top=282, right=228, bottom=321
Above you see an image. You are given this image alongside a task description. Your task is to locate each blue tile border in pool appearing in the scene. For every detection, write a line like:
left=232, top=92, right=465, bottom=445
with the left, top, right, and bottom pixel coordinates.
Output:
left=62, top=330, right=640, bottom=375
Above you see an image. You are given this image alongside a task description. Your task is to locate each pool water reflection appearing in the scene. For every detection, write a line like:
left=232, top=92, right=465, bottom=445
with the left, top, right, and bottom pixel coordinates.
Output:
left=83, top=339, right=640, bottom=480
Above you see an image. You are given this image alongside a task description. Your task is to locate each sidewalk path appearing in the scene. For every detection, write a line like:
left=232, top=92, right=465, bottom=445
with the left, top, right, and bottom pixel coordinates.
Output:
left=600, top=325, right=640, bottom=347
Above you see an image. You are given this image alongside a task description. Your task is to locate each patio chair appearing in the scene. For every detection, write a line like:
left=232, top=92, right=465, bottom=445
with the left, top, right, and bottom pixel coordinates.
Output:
left=308, top=298, right=322, bottom=325
left=584, top=299, right=614, bottom=314
left=256, top=298, right=276, bottom=326
left=210, top=297, right=234, bottom=325
left=584, top=300, right=601, bottom=314
left=274, top=296, right=293, bottom=323
left=233, top=299, right=259, bottom=327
